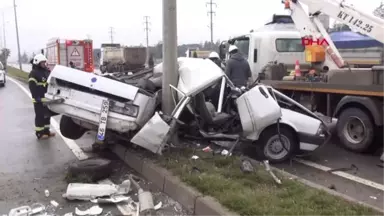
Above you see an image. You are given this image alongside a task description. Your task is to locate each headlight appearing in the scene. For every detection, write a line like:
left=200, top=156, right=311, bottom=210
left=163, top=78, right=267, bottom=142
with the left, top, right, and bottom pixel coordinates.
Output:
left=109, top=101, right=139, bottom=117
left=316, top=123, right=326, bottom=137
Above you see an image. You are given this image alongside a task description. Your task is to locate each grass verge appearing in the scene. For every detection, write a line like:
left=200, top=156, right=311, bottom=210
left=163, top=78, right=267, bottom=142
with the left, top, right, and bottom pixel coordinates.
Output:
left=6, top=66, right=28, bottom=82
left=151, top=149, right=379, bottom=216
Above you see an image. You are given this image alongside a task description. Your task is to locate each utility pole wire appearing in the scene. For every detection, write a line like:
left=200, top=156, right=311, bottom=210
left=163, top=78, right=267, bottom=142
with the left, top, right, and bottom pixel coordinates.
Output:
left=206, top=0, right=216, bottom=47
left=109, top=27, right=115, bottom=44
left=143, top=16, right=151, bottom=48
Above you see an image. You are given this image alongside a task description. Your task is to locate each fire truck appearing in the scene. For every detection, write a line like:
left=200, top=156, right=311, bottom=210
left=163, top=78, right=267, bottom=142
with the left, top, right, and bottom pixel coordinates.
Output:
left=45, top=38, right=94, bottom=72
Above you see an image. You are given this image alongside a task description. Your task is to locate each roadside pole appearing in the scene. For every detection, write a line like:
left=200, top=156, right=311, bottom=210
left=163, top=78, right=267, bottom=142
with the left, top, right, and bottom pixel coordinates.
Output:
left=162, top=0, right=178, bottom=114
left=13, top=0, right=22, bottom=71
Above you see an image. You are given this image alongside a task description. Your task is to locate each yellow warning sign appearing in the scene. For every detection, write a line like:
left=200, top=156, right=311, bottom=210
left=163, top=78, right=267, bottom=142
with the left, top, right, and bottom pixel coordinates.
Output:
left=71, top=48, right=80, bottom=57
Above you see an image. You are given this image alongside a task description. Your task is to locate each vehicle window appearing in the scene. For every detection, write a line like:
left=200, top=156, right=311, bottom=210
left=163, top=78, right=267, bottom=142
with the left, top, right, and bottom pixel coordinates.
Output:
left=234, top=39, right=250, bottom=59
left=275, top=38, right=304, bottom=52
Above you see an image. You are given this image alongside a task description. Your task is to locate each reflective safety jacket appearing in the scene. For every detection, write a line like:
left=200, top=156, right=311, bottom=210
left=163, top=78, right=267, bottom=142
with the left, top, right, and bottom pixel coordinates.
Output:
left=28, top=65, right=50, bottom=103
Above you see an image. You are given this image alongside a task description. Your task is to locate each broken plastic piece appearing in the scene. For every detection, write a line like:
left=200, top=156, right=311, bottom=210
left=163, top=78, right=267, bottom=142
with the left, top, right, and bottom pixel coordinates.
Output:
left=240, top=160, right=254, bottom=173
left=154, top=201, right=162, bottom=210
left=91, top=195, right=131, bottom=204
left=75, top=205, right=103, bottom=216
left=63, top=180, right=131, bottom=200
left=63, top=213, right=73, bottom=216
left=202, top=146, right=213, bottom=152
left=44, top=189, right=50, bottom=197
left=8, top=206, right=31, bottom=216
left=30, top=203, right=45, bottom=214
left=263, top=160, right=282, bottom=184
left=191, top=155, right=199, bottom=160
left=221, top=149, right=229, bottom=156
left=50, top=200, right=59, bottom=207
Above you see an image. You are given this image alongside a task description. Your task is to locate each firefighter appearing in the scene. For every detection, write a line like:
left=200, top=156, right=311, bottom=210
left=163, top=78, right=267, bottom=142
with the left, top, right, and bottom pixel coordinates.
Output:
left=28, top=54, right=56, bottom=140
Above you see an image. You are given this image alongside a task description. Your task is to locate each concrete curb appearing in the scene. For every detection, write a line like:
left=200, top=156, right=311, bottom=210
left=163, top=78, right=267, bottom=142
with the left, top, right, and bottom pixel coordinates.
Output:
left=111, top=144, right=239, bottom=216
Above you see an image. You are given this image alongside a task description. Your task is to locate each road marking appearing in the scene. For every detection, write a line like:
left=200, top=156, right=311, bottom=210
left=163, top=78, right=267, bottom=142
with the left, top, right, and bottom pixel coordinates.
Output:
left=295, top=158, right=384, bottom=192
left=7, top=76, right=89, bottom=160
left=7, top=76, right=131, bottom=214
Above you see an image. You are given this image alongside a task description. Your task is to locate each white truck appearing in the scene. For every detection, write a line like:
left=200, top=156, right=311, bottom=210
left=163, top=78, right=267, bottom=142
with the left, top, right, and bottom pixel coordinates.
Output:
left=219, top=0, right=384, bottom=154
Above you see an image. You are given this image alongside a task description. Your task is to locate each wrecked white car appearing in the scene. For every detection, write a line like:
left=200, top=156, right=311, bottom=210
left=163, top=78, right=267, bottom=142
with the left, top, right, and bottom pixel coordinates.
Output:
left=45, top=58, right=330, bottom=163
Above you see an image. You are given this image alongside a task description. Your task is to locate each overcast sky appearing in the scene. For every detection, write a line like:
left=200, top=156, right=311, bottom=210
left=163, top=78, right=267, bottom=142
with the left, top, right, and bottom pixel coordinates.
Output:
left=0, top=0, right=382, bottom=60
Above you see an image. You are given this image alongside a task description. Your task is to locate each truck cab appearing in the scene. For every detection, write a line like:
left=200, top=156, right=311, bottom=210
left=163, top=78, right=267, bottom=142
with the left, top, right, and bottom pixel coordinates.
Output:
left=220, top=16, right=310, bottom=81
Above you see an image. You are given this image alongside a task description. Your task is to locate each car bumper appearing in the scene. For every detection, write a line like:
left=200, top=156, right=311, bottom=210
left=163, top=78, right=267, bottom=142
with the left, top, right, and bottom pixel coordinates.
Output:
left=298, top=131, right=330, bottom=152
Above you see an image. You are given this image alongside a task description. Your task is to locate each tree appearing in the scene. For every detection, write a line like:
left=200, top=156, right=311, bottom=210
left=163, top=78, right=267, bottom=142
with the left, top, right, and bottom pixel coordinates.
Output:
left=0, top=48, right=11, bottom=66
left=329, top=23, right=351, bottom=32
left=21, top=51, right=29, bottom=64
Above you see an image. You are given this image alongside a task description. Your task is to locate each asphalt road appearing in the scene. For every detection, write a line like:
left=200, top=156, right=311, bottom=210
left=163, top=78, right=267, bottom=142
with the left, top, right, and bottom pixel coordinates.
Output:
left=0, top=77, right=187, bottom=215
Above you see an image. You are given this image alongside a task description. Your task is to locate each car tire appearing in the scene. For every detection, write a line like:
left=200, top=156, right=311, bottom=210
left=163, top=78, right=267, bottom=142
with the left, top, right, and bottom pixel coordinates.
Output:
left=68, top=158, right=112, bottom=182
left=256, top=126, right=298, bottom=163
left=336, top=108, right=375, bottom=153
left=0, top=83, right=4, bottom=87
left=60, top=115, right=87, bottom=140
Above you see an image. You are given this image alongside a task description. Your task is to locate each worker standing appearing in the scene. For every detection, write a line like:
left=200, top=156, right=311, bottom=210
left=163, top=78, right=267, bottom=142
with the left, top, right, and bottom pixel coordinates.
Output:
left=224, top=45, right=252, bottom=87
left=208, top=51, right=223, bottom=69
left=28, top=54, right=56, bottom=140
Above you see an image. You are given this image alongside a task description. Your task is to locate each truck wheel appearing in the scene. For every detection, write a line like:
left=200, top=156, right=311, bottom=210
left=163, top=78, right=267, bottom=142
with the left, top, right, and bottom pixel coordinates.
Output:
left=256, top=126, right=298, bottom=163
left=336, top=108, right=374, bottom=153
left=68, top=158, right=112, bottom=182
left=60, top=115, right=87, bottom=140
left=100, top=65, right=107, bottom=73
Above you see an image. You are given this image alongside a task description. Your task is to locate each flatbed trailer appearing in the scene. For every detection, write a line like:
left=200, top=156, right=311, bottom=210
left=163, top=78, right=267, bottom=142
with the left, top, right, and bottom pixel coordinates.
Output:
left=261, top=79, right=383, bottom=153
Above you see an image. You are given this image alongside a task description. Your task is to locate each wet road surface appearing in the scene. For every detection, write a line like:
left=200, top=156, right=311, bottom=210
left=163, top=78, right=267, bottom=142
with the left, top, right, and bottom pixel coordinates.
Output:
left=0, top=77, right=187, bottom=215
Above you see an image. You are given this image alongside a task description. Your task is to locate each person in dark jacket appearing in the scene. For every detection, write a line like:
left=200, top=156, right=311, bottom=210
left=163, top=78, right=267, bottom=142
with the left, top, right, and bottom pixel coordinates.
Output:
left=224, top=45, right=252, bottom=87
left=29, top=54, right=55, bottom=140
left=69, top=61, right=75, bottom=68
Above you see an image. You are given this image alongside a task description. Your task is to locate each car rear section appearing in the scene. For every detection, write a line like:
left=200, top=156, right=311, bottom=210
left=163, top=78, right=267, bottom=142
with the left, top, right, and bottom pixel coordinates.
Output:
left=45, top=66, right=157, bottom=135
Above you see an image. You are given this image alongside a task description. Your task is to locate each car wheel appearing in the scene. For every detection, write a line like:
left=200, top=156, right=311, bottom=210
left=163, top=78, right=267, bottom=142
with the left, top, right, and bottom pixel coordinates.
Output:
left=0, top=83, right=4, bottom=87
left=336, top=108, right=375, bottom=153
left=68, top=158, right=112, bottom=182
left=60, top=115, right=87, bottom=140
left=256, top=126, right=298, bottom=163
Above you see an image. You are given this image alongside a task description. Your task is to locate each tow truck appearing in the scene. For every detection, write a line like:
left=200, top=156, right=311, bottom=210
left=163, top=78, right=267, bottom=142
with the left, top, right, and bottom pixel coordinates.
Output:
left=220, top=0, right=384, bottom=155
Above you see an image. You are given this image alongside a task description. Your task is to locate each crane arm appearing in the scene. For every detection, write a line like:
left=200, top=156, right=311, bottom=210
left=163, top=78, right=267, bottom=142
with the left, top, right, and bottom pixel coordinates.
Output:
left=285, top=0, right=384, bottom=69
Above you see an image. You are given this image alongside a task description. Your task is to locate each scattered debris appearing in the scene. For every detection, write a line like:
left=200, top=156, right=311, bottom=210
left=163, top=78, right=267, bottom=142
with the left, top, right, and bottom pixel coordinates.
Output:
left=263, top=160, right=282, bottom=184
left=191, top=155, right=199, bottom=160
left=50, top=200, right=59, bottom=208
left=221, top=149, right=230, bottom=156
left=328, top=184, right=337, bottom=190
left=8, top=203, right=46, bottom=216
left=202, top=146, right=213, bottom=153
left=44, top=189, right=50, bottom=197
left=154, top=201, right=163, bottom=210
left=62, top=180, right=131, bottom=200
left=63, top=213, right=74, bottom=216
left=327, top=164, right=358, bottom=174
left=240, top=160, right=254, bottom=173
left=91, top=195, right=131, bottom=204
left=102, top=211, right=113, bottom=216
left=129, top=174, right=155, bottom=213
left=75, top=205, right=103, bottom=215
left=369, top=196, right=377, bottom=200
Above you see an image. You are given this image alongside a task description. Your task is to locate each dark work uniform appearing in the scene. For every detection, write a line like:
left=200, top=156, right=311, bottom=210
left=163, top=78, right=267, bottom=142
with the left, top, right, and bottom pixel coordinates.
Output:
left=28, top=64, right=51, bottom=138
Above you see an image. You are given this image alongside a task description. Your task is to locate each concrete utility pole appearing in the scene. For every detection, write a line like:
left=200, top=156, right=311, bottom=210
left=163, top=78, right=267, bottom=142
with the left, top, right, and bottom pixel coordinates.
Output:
left=108, top=27, right=115, bottom=44
left=162, top=0, right=178, bottom=115
left=206, top=0, right=216, bottom=47
left=2, top=13, right=8, bottom=49
left=13, top=0, right=22, bottom=71
left=143, top=16, right=151, bottom=48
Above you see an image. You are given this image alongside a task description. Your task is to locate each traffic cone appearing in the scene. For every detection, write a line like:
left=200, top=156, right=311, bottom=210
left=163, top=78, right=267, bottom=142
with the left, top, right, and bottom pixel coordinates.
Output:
left=295, top=60, right=301, bottom=77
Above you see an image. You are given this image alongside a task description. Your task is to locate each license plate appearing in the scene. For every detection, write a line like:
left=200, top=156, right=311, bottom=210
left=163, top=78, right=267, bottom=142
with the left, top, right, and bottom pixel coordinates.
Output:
left=96, top=99, right=110, bottom=143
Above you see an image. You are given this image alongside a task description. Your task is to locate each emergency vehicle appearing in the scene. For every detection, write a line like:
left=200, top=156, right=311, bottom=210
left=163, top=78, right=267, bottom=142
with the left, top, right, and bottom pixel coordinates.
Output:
left=45, top=38, right=94, bottom=72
